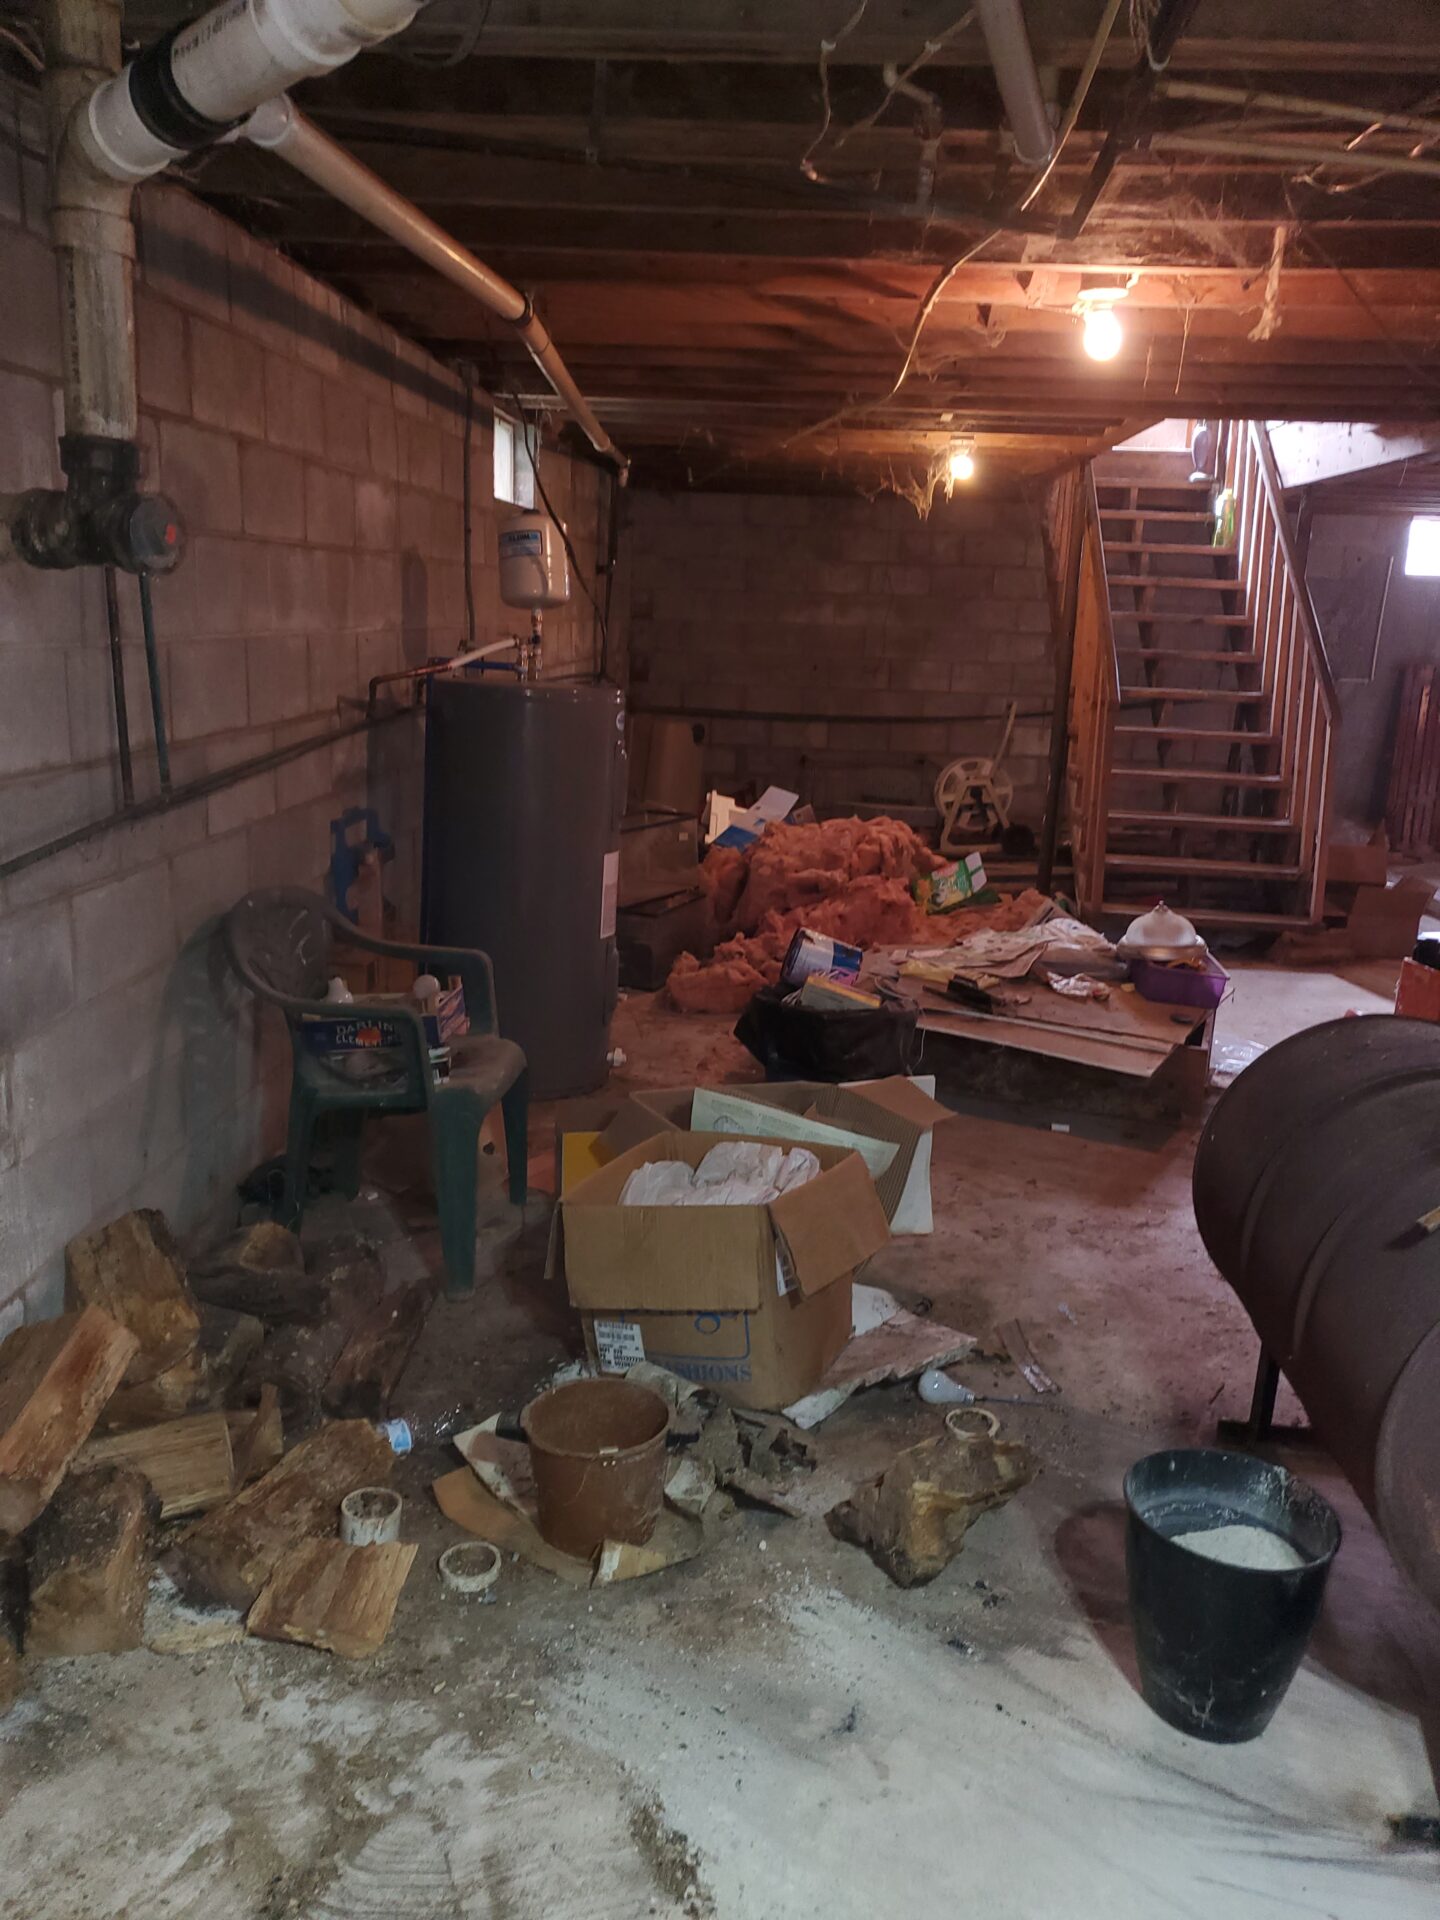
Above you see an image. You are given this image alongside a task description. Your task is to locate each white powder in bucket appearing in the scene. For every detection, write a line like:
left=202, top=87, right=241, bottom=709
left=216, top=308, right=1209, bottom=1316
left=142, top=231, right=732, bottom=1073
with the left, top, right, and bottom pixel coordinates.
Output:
left=1170, top=1522, right=1306, bottom=1571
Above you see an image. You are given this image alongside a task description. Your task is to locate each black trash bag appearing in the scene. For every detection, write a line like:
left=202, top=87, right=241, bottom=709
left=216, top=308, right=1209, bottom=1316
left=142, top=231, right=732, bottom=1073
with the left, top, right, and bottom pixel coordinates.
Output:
left=733, top=986, right=920, bottom=1082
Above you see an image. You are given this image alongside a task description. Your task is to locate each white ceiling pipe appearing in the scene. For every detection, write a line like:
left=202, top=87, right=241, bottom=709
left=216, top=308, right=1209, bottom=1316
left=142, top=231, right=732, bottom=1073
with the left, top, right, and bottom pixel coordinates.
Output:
left=975, top=0, right=1056, bottom=169
left=78, top=0, right=422, bottom=183
left=246, top=96, right=629, bottom=475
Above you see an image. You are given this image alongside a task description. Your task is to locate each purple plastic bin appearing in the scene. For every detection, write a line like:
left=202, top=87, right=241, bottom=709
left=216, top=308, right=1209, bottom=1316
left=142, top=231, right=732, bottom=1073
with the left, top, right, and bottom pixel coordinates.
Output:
left=1128, top=952, right=1228, bottom=1010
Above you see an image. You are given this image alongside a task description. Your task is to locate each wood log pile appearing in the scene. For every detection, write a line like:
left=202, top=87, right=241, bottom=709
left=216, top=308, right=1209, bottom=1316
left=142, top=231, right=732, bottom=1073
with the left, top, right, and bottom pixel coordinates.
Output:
left=0, top=1210, right=435, bottom=1707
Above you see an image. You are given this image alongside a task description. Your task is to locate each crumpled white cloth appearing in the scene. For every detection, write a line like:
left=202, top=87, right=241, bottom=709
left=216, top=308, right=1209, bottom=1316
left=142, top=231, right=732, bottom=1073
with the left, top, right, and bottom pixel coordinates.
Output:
left=620, top=1141, right=821, bottom=1208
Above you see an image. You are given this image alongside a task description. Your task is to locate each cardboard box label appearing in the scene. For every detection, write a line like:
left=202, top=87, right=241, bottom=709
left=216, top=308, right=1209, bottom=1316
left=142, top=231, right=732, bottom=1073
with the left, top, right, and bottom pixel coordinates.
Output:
left=592, top=1318, right=646, bottom=1372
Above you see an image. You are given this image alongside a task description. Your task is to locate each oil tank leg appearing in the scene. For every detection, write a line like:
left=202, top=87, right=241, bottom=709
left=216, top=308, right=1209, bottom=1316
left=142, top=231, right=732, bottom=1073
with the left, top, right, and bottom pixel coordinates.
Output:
left=502, top=1072, right=529, bottom=1207
left=432, top=1102, right=481, bottom=1299
left=1218, top=1346, right=1281, bottom=1445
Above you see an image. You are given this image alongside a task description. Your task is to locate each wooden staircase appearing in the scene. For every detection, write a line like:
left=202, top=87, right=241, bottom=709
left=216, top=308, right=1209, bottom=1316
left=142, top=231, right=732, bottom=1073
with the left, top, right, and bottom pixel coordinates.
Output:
left=1058, top=427, right=1338, bottom=933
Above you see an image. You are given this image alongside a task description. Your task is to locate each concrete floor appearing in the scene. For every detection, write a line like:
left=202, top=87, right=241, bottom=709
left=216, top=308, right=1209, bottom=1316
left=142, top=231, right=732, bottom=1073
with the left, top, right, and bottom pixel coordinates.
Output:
left=2, top=960, right=1438, bottom=1917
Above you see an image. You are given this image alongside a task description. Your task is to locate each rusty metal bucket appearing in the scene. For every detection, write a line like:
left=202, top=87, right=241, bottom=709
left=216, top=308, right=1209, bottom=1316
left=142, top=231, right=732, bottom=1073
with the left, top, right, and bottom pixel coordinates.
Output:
left=522, top=1378, right=670, bottom=1559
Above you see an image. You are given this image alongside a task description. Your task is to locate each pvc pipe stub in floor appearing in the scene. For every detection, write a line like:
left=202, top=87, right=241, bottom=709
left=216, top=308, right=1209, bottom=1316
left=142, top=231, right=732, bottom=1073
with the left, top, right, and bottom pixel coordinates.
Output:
left=438, top=1541, right=503, bottom=1596
left=339, top=1486, right=403, bottom=1545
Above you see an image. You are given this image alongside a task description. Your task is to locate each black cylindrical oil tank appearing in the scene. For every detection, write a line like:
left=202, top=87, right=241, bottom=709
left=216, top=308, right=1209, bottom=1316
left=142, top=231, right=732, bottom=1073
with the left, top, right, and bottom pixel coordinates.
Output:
left=422, top=677, right=626, bottom=1099
left=1193, top=1014, right=1440, bottom=1611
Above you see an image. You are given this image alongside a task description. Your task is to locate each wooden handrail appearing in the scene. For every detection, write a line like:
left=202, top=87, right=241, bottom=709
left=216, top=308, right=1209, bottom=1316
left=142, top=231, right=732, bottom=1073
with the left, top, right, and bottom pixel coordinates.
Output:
left=1080, top=464, right=1121, bottom=706
left=1248, top=422, right=1340, bottom=722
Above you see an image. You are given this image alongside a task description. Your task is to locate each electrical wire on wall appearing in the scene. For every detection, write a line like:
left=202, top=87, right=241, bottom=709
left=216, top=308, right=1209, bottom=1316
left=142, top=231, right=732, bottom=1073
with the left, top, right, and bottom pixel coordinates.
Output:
left=505, top=385, right=615, bottom=682
left=759, top=0, right=1123, bottom=480
left=460, top=364, right=478, bottom=652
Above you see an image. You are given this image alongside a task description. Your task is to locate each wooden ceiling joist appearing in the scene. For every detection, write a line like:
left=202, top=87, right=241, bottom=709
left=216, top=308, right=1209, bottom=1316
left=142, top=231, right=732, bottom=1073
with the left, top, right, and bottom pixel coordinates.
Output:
left=100, top=0, right=1440, bottom=484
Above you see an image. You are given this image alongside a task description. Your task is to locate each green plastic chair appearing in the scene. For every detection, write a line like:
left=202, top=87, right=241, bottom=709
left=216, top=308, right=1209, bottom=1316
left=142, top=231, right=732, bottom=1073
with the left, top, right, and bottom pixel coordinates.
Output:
left=224, top=887, right=527, bottom=1298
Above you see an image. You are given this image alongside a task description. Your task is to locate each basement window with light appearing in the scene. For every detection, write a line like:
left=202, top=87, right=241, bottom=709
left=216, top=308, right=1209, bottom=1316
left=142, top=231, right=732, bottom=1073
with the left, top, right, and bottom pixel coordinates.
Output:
left=493, top=410, right=536, bottom=509
left=1404, top=517, right=1440, bottom=579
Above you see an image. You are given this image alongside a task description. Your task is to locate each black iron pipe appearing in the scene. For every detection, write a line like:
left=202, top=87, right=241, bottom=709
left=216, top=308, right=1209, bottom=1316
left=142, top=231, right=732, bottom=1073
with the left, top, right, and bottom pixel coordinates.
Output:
left=137, top=568, right=171, bottom=794
left=102, top=563, right=135, bottom=808
left=1193, top=1015, right=1440, bottom=1612
left=0, top=709, right=406, bottom=883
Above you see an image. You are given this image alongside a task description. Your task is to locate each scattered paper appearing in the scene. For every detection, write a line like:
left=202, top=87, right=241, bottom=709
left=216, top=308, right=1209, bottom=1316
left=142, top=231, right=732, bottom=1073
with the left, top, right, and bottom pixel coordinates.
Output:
left=691, top=1089, right=900, bottom=1184
left=784, top=1285, right=976, bottom=1429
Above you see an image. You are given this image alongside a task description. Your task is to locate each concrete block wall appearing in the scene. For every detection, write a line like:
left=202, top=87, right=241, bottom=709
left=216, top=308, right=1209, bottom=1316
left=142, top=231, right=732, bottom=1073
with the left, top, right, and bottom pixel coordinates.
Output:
left=621, top=487, right=1056, bottom=817
left=0, top=80, right=609, bottom=1325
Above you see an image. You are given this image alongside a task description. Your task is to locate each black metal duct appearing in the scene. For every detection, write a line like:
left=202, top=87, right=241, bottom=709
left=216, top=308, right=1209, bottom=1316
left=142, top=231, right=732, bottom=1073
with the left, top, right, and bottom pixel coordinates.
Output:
left=1193, top=1015, right=1440, bottom=1612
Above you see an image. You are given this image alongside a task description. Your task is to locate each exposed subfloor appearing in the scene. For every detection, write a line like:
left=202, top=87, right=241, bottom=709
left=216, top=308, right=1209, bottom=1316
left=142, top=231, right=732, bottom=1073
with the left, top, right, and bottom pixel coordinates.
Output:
left=2, top=960, right=1438, bottom=1918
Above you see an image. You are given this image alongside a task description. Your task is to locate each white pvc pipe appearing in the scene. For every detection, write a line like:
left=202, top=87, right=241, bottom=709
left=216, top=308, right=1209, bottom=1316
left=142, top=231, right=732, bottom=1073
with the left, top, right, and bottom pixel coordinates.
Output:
left=246, top=96, right=628, bottom=474
left=79, top=0, right=420, bottom=181
left=975, top=0, right=1056, bottom=169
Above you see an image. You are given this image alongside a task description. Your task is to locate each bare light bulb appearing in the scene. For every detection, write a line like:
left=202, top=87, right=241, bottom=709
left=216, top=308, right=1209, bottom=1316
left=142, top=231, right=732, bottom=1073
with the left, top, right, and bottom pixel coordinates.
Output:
left=948, top=446, right=976, bottom=483
left=1082, top=307, right=1124, bottom=362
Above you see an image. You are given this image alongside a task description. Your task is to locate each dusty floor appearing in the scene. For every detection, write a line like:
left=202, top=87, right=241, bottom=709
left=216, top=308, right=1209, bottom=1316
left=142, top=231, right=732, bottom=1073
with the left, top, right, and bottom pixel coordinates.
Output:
left=2, top=960, right=1438, bottom=1917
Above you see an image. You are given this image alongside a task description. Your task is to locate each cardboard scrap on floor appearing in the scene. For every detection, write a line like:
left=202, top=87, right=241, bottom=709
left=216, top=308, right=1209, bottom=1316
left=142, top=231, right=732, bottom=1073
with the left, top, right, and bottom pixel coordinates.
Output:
left=433, top=1467, right=593, bottom=1586
left=451, top=1419, right=702, bottom=1585
left=247, top=1538, right=417, bottom=1659
left=783, top=1285, right=976, bottom=1430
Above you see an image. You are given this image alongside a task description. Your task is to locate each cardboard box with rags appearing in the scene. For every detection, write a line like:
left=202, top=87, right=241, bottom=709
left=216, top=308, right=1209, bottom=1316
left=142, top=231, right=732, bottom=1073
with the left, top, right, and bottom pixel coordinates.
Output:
left=555, top=1130, right=891, bottom=1410
left=592, top=1076, right=953, bottom=1235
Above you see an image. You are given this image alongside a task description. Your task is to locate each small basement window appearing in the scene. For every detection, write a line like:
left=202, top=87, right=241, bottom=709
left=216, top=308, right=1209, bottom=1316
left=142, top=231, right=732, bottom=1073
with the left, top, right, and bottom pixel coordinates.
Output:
left=1404, top=516, right=1440, bottom=578
left=492, top=410, right=536, bottom=509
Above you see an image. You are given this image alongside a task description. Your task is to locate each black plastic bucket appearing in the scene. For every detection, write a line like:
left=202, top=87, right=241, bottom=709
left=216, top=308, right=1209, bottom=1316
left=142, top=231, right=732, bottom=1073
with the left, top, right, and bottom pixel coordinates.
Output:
left=1123, top=1448, right=1341, bottom=1743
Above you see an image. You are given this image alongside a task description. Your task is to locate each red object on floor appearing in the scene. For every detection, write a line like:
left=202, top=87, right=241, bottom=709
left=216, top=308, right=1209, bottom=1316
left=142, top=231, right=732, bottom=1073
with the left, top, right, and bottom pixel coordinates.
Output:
left=1395, top=957, right=1440, bottom=1022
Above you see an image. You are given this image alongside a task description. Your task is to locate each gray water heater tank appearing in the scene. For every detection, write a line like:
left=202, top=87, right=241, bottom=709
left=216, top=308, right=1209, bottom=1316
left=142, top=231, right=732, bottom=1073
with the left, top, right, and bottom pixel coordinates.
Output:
left=422, top=677, right=626, bottom=1099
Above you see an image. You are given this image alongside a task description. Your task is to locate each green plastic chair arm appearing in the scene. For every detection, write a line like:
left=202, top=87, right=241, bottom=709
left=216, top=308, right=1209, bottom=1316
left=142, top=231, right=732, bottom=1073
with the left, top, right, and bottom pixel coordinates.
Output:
left=329, top=926, right=499, bottom=1037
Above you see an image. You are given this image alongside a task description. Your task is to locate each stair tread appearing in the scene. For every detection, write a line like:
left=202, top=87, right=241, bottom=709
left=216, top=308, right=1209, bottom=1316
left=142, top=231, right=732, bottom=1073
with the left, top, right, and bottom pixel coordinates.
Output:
left=1111, top=766, right=1288, bottom=787
left=1099, top=508, right=1215, bottom=523
left=1103, top=541, right=1236, bottom=555
left=1110, top=810, right=1297, bottom=832
left=1108, top=574, right=1241, bottom=590
left=1101, top=902, right=1316, bottom=929
left=1109, top=611, right=1252, bottom=626
left=1116, top=649, right=1259, bottom=663
left=1119, top=687, right=1268, bottom=703
left=1114, top=726, right=1277, bottom=742
left=1106, top=854, right=1302, bottom=879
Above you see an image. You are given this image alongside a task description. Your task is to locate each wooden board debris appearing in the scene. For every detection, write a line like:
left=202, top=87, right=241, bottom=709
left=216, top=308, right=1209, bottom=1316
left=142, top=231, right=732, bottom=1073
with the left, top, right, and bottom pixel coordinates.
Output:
left=246, top=1539, right=416, bottom=1659
left=189, top=1223, right=327, bottom=1325
left=322, top=1276, right=434, bottom=1420
left=97, top=1305, right=261, bottom=1432
left=227, top=1386, right=284, bottom=1485
left=25, top=1465, right=158, bottom=1657
left=142, top=1569, right=246, bottom=1655
left=99, top=1340, right=213, bottom=1429
left=252, top=1321, right=351, bottom=1430
left=195, top=1305, right=264, bottom=1403
left=65, top=1210, right=201, bottom=1385
left=0, top=1308, right=139, bottom=1535
left=168, top=1419, right=393, bottom=1609
left=78, top=1412, right=235, bottom=1519
left=0, top=1538, right=21, bottom=1709
left=0, top=1632, right=18, bottom=1711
